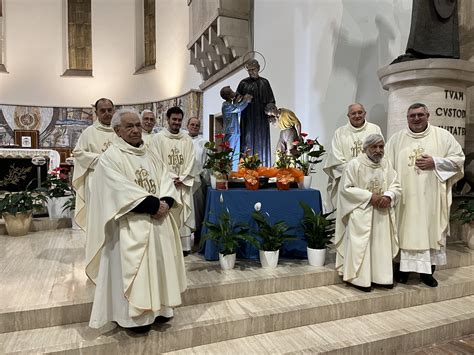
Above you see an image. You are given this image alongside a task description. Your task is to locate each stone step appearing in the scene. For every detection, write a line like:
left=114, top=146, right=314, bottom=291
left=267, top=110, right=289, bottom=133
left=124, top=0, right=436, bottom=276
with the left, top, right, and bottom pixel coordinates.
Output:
left=2, top=244, right=472, bottom=334
left=1, top=266, right=472, bottom=354
left=167, top=295, right=474, bottom=354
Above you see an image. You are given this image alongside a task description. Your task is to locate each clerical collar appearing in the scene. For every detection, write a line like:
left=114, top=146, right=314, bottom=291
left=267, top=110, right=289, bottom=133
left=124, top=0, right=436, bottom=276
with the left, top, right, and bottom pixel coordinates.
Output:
left=347, top=120, right=367, bottom=132
left=360, top=153, right=382, bottom=168
left=93, top=119, right=114, bottom=132
left=406, top=123, right=432, bottom=138
left=162, top=129, right=185, bottom=139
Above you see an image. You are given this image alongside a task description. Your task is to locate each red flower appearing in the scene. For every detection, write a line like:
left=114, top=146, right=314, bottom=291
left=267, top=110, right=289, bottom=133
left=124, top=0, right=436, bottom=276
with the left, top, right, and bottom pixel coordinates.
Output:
left=59, top=173, right=68, bottom=179
left=215, top=133, right=225, bottom=139
left=292, top=140, right=300, bottom=145
left=300, top=132, right=308, bottom=137
left=306, top=139, right=314, bottom=145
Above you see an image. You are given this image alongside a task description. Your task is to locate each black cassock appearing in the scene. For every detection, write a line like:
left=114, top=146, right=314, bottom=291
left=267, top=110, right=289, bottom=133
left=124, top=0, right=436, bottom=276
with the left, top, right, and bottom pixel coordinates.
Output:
left=237, top=76, right=275, bottom=167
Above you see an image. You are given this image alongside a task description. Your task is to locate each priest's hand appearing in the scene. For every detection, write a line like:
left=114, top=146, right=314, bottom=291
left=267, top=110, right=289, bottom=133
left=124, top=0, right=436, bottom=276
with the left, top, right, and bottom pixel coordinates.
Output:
left=377, top=196, right=391, bottom=209
left=153, top=201, right=169, bottom=219
left=415, top=154, right=435, bottom=170
left=173, top=178, right=183, bottom=187
left=370, top=193, right=381, bottom=207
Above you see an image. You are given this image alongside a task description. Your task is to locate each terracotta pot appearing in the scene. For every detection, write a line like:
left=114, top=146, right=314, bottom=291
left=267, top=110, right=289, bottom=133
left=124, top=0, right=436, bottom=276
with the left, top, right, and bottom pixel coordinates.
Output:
left=245, top=180, right=259, bottom=190
left=276, top=181, right=290, bottom=190
left=2, top=211, right=33, bottom=236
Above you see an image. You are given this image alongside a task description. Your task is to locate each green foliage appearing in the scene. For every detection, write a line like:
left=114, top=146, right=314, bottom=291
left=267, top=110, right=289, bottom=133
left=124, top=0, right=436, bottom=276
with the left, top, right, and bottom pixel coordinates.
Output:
left=274, top=150, right=296, bottom=169
left=41, top=167, right=72, bottom=198
left=62, top=194, right=76, bottom=213
left=204, top=139, right=234, bottom=175
left=299, top=201, right=335, bottom=249
left=252, top=210, right=295, bottom=251
left=202, top=209, right=258, bottom=255
left=239, top=151, right=261, bottom=170
left=451, top=199, right=474, bottom=225
left=294, top=137, right=326, bottom=175
left=0, top=186, right=48, bottom=216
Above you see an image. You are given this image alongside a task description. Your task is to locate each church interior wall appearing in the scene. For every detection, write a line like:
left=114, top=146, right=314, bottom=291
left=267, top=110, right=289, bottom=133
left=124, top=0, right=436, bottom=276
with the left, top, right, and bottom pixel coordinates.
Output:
left=0, top=0, right=201, bottom=108
left=203, top=0, right=413, bottom=208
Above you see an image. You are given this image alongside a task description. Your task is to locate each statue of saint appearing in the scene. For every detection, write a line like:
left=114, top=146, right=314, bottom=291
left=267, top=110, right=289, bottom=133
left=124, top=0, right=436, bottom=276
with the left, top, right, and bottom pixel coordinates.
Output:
left=392, top=0, right=459, bottom=64
left=236, top=59, right=275, bottom=166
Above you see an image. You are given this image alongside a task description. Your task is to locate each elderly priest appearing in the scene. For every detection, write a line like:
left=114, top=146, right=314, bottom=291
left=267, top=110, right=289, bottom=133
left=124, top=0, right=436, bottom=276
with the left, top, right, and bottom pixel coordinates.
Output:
left=86, top=108, right=186, bottom=333
left=335, top=134, right=401, bottom=292
left=386, top=103, right=464, bottom=287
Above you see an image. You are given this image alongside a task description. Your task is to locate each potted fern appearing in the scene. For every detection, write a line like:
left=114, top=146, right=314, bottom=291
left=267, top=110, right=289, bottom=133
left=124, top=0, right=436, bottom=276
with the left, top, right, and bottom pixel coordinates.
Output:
left=252, top=204, right=295, bottom=268
left=202, top=209, right=258, bottom=270
left=300, top=201, right=335, bottom=266
left=0, top=187, right=47, bottom=236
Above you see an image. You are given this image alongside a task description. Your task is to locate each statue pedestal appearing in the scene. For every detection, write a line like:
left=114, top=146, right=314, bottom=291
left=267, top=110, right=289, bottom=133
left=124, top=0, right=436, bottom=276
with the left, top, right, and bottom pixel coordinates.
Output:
left=377, top=59, right=474, bottom=148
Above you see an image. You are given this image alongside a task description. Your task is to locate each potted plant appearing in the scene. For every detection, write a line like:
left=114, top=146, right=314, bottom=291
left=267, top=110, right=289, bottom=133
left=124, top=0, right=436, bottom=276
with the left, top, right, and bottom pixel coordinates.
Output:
left=0, top=187, right=48, bottom=236
left=40, top=167, right=73, bottom=219
left=252, top=205, right=295, bottom=268
left=451, top=198, right=474, bottom=249
left=202, top=209, right=258, bottom=270
left=300, top=201, right=335, bottom=266
left=293, top=133, right=325, bottom=189
left=204, top=134, right=233, bottom=190
left=274, top=151, right=297, bottom=190
left=239, top=150, right=262, bottom=190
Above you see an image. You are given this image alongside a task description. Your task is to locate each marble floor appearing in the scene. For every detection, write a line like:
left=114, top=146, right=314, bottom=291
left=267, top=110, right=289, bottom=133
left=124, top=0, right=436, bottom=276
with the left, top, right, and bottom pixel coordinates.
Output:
left=1, top=228, right=473, bottom=354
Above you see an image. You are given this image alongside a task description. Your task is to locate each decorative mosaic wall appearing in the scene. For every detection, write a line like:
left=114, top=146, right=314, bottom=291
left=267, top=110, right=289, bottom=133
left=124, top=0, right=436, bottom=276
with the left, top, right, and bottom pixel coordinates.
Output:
left=0, top=90, right=203, bottom=148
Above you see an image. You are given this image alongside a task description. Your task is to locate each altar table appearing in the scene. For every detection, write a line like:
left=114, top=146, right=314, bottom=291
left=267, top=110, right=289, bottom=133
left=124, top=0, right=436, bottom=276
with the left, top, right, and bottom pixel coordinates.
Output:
left=201, top=188, right=323, bottom=261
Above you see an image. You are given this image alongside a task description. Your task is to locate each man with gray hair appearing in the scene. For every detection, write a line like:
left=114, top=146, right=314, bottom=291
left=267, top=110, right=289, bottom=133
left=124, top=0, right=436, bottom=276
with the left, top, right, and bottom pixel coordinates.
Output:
left=324, top=103, right=382, bottom=211
left=140, top=109, right=157, bottom=148
left=335, top=133, right=401, bottom=292
left=386, top=103, right=464, bottom=287
left=86, top=108, right=186, bottom=333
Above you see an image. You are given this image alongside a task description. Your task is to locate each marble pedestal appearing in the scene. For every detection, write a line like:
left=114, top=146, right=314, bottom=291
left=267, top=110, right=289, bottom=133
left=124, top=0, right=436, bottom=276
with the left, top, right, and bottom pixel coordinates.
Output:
left=377, top=59, right=474, bottom=147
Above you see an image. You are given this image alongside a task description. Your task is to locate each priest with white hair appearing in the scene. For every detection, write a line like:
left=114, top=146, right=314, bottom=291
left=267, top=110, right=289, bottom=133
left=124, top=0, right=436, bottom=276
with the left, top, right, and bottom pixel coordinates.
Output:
left=335, top=134, right=401, bottom=292
left=86, top=108, right=186, bottom=333
left=140, top=109, right=157, bottom=148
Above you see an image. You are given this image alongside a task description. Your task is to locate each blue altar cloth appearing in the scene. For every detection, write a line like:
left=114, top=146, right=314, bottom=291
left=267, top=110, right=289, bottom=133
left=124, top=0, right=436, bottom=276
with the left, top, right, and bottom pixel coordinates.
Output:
left=201, top=188, right=322, bottom=261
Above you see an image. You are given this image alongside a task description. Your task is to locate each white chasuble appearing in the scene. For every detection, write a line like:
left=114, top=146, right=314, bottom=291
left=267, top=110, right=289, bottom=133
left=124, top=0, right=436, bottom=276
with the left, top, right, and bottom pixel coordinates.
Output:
left=386, top=124, right=464, bottom=251
left=191, top=134, right=210, bottom=191
left=72, top=120, right=115, bottom=230
left=335, top=155, right=400, bottom=287
left=151, top=130, right=197, bottom=237
left=142, top=130, right=154, bottom=149
left=86, top=136, right=186, bottom=328
left=323, top=121, right=381, bottom=209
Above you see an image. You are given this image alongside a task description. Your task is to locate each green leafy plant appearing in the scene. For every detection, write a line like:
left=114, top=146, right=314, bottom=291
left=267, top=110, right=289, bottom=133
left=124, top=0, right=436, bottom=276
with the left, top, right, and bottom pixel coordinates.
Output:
left=40, top=167, right=72, bottom=198
left=0, top=187, right=48, bottom=215
left=252, top=210, right=295, bottom=251
left=204, top=135, right=234, bottom=175
left=293, top=134, right=326, bottom=175
left=202, top=209, right=258, bottom=255
left=451, top=199, right=474, bottom=225
left=239, top=150, right=261, bottom=170
left=62, top=194, right=76, bottom=213
left=300, top=201, right=335, bottom=249
left=274, top=150, right=296, bottom=169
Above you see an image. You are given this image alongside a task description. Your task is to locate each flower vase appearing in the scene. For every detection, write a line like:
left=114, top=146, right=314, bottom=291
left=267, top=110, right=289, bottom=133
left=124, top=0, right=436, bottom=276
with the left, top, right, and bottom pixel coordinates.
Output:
left=307, top=247, right=326, bottom=266
left=2, top=211, right=33, bottom=236
left=219, top=253, right=236, bottom=270
left=47, top=196, right=71, bottom=219
left=210, top=175, right=217, bottom=189
left=276, top=181, right=290, bottom=190
left=298, top=176, right=313, bottom=189
left=259, top=250, right=280, bottom=269
left=245, top=180, right=259, bottom=190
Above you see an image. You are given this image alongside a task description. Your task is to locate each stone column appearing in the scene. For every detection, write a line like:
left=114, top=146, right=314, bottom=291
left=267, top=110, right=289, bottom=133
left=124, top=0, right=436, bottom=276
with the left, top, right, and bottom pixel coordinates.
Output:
left=377, top=59, right=474, bottom=148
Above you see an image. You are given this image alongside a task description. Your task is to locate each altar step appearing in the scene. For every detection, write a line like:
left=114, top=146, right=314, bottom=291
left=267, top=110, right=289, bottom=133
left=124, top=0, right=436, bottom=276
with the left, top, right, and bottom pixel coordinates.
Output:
left=1, top=244, right=472, bottom=334
left=167, top=296, right=474, bottom=354
left=1, top=265, right=473, bottom=354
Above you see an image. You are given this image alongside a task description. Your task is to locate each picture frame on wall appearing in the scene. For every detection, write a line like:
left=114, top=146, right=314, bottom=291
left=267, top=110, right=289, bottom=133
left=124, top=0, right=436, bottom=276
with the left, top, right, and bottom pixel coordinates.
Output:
left=14, top=130, right=39, bottom=149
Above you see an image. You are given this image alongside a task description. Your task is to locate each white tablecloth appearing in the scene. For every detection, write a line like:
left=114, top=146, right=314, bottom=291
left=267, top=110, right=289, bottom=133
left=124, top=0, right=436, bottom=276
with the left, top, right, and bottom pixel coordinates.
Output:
left=0, top=148, right=61, bottom=172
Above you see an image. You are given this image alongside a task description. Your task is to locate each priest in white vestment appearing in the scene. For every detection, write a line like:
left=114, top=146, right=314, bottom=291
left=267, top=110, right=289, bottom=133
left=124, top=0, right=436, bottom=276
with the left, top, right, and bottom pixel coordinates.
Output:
left=336, top=134, right=401, bottom=292
left=87, top=108, right=186, bottom=333
left=72, top=98, right=115, bottom=230
left=323, top=103, right=382, bottom=210
left=187, top=117, right=209, bottom=247
left=151, top=106, right=196, bottom=256
left=140, top=109, right=156, bottom=148
left=386, top=103, right=464, bottom=287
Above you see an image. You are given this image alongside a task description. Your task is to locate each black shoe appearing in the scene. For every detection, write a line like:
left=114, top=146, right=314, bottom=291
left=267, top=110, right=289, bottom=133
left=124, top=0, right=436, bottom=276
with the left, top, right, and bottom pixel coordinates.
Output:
left=183, top=250, right=190, bottom=257
left=420, top=273, right=438, bottom=287
left=372, top=283, right=394, bottom=289
left=154, top=316, right=173, bottom=324
left=347, top=282, right=371, bottom=292
left=127, top=324, right=151, bottom=333
left=397, top=271, right=409, bottom=284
